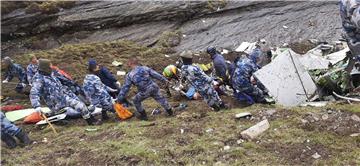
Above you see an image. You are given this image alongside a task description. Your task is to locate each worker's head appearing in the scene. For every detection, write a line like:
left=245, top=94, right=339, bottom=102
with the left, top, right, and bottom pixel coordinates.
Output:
left=180, top=50, right=193, bottom=65
left=88, top=59, right=100, bottom=73
left=127, top=57, right=139, bottom=69
left=206, top=46, right=217, bottom=56
left=29, top=54, right=38, bottom=64
left=2, top=56, right=13, bottom=68
left=163, top=65, right=177, bottom=78
left=38, top=59, right=52, bottom=75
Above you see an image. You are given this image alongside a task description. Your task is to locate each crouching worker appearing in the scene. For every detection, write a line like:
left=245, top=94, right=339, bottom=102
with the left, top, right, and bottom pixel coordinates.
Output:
left=117, top=58, right=173, bottom=120
left=180, top=51, right=227, bottom=111
left=83, top=71, right=117, bottom=121
left=1, top=112, right=31, bottom=149
left=30, top=59, right=101, bottom=125
left=2, top=57, right=27, bottom=93
left=232, top=52, right=266, bottom=103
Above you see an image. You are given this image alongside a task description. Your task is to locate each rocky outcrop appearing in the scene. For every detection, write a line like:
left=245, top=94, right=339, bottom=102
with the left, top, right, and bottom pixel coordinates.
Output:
left=1, top=1, right=341, bottom=57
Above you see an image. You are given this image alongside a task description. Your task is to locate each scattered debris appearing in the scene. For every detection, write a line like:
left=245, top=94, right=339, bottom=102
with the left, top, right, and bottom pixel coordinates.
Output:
left=300, top=101, right=328, bottom=107
left=333, top=92, right=360, bottom=102
left=116, top=71, right=126, bottom=76
left=283, top=25, right=288, bottom=29
left=206, top=128, right=214, bottom=133
left=111, top=60, right=123, bottom=67
left=311, top=152, right=321, bottom=159
left=85, top=128, right=98, bottom=132
left=350, top=133, right=360, bottom=137
left=42, top=138, right=48, bottom=143
left=235, top=42, right=256, bottom=54
left=321, top=114, right=329, bottom=120
left=241, top=119, right=270, bottom=140
left=223, top=145, right=231, bottom=151
left=237, top=139, right=244, bottom=144
left=235, top=112, right=252, bottom=119
left=164, top=54, right=170, bottom=58
left=180, top=129, right=184, bottom=134
left=151, top=108, right=161, bottom=115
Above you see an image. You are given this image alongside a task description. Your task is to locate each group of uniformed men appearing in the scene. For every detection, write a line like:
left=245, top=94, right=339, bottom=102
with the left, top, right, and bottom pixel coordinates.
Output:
left=1, top=0, right=360, bottom=149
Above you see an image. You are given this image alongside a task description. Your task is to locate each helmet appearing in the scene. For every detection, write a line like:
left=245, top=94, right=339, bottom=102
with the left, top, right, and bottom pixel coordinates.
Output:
left=163, top=65, right=177, bottom=78
left=206, top=46, right=217, bottom=55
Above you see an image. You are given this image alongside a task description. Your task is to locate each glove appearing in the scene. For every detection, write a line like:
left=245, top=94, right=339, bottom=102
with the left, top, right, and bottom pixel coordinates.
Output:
left=115, top=81, right=121, bottom=88
left=107, top=87, right=118, bottom=93
left=2, top=80, right=8, bottom=83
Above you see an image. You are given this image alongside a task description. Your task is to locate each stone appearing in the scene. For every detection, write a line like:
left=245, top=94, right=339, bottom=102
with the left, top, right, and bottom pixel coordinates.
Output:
left=350, top=114, right=360, bottom=122
left=241, top=119, right=270, bottom=140
left=312, top=152, right=321, bottom=159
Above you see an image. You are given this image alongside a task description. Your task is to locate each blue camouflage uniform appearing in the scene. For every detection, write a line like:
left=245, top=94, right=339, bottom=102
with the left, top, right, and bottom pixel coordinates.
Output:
left=4, top=63, right=27, bottom=83
left=181, top=65, right=222, bottom=107
left=52, top=70, right=84, bottom=96
left=232, top=57, right=265, bottom=102
left=83, top=74, right=114, bottom=112
left=26, top=63, right=38, bottom=84
left=1, top=112, right=20, bottom=136
left=30, top=72, right=91, bottom=119
left=211, top=53, right=229, bottom=81
left=4, top=63, right=27, bottom=93
left=340, top=0, right=360, bottom=42
left=117, top=66, right=171, bottom=113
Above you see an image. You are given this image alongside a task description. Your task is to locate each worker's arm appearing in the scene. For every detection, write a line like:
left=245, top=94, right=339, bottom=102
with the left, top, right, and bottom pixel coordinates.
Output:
left=101, top=67, right=117, bottom=83
left=117, top=74, right=132, bottom=102
left=148, top=67, right=168, bottom=83
left=30, top=76, right=43, bottom=108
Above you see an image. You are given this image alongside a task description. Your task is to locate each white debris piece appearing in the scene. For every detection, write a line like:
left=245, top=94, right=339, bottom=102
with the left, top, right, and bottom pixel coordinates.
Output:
left=298, top=52, right=331, bottom=70
left=325, top=47, right=349, bottom=64
left=283, top=25, right=288, bottom=29
left=300, top=101, right=328, bottom=107
left=254, top=49, right=317, bottom=106
left=235, top=112, right=252, bottom=119
left=117, top=71, right=126, bottom=76
left=241, top=119, right=270, bottom=140
left=221, top=49, right=229, bottom=55
left=235, top=42, right=257, bottom=54
left=312, top=152, right=321, bottom=159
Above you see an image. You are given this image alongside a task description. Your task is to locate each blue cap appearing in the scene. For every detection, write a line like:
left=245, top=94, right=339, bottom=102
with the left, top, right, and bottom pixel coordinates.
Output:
left=88, top=59, right=97, bottom=71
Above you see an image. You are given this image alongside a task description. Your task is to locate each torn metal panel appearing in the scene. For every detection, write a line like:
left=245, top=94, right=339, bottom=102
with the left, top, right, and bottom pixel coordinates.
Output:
left=298, top=53, right=331, bottom=70
left=235, top=42, right=256, bottom=54
left=325, top=47, right=349, bottom=64
left=254, top=49, right=317, bottom=106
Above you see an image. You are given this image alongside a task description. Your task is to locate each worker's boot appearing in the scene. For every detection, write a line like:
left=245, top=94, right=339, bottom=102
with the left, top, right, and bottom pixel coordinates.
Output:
left=1, top=133, right=17, bottom=149
left=165, top=108, right=173, bottom=116
left=210, top=104, right=220, bottom=112
left=219, top=102, right=229, bottom=110
left=15, top=129, right=31, bottom=146
left=101, top=110, right=110, bottom=121
left=137, top=111, right=148, bottom=121
left=85, top=115, right=102, bottom=126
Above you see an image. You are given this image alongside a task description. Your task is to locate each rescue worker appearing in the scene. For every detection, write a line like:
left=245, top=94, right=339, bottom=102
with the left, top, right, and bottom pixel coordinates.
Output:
left=52, top=67, right=85, bottom=98
left=88, top=59, right=121, bottom=98
left=117, top=58, right=173, bottom=120
left=232, top=52, right=266, bottom=103
left=83, top=70, right=117, bottom=121
left=1, top=112, right=31, bottom=149
left=163, top=64, right=202, bottom=100
left=180, top=50, right=227, bottom=111
left=339, top=0, right=360, bottom=84
left=30, top=59, right=101, bottom=125
left=2, top=57, right=27, bottom=93
left=206, top=46, right=230, bottom=84
left=26, top=54, right=39, bottom=86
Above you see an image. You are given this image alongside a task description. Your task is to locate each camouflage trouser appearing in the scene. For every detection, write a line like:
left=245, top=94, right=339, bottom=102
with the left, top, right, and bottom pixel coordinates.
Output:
left=93, top=97, right=114, bottom=113
left=234, top=79, right=265, bottom=103
left=0, top=112, right=20, bottom=136
left=198, top=86, right=222, bottom=107
left=65, top=96, right=91, bottom=119
left=133, top=84, right=171, bottom=113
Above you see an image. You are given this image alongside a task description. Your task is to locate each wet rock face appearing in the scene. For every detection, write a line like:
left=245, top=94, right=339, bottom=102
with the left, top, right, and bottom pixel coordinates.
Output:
left=1, top=1, right=341, bottom=56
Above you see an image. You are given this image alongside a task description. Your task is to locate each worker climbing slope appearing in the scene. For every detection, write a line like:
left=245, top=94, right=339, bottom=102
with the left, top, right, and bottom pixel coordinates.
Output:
left=117, top=58, right=173, bottom=120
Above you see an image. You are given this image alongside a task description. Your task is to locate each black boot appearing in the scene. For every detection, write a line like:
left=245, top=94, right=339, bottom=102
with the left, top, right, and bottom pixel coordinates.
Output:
left=165, top=108, right=173, bottom=116
left=15, top=129, right=31, bottom=145
left=137, top=111, right=148, bottom=121
left=85, top=115, right=102, bottom=126
left=101, top=110, right=109, bottom=121
left=210, top=104, right=220, bottom=112
left=1, top=133, right=17, bottom=149
left=219, top=102, right=229, bottom=110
